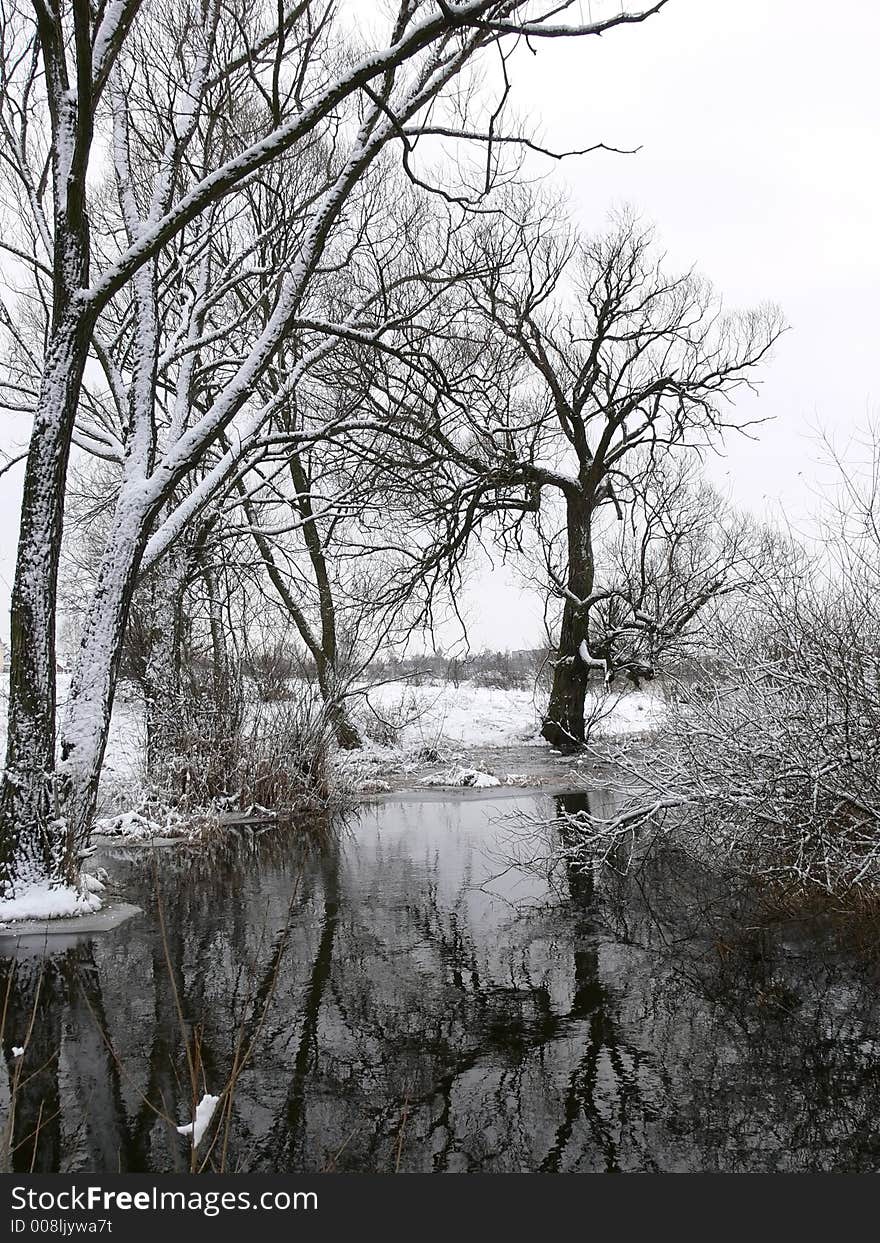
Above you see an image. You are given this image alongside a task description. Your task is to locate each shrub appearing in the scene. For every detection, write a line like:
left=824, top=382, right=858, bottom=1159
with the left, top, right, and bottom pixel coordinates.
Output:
left=146, top=671, right=343, bottom=817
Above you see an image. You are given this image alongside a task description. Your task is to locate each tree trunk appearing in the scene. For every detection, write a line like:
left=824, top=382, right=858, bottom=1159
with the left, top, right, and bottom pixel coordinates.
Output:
left=57, top=516, right=152, bottom=856
left=0, top=10, right=99, bottom=897
left=288, top=452, right=363, bottom=750
left=315, top=659, right=362, bottom=751
left=542, top=491, right=595, bottom=750
left=0, top=312, right=94, bottom=896
left=329, top=703, right=362, bottom=751
left=143, top=552, right=188, bottom=779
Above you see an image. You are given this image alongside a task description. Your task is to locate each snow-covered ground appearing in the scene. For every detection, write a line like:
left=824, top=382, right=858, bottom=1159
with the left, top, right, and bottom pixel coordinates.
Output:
left=339, top=680, right=667, bottom=793
left=352, top=679, right=666, bottom=749
left=0, top=672, right=667, bottom=804
left=355, top=681, right=545, bottom=749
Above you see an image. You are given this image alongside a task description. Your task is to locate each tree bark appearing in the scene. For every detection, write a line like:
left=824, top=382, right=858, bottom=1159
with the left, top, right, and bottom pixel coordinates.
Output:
left=142, top=551, right=188, bottom=779
left=542, top=491, right=596, bottom=750
left=287, top=452, right=362, bottom=749
left=0, top=312, right=94, bottom=895
left=0, top=2, right=96, bottom=895
left=57, top=508, right=154, bottom=856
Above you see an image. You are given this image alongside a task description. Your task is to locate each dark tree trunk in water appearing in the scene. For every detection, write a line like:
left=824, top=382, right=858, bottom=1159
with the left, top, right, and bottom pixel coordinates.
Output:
left=1, top=955, right=65, bottom=1171
left=60, top=947, right=135, bottom=1170
left=541, top=491, right=595, bottom=750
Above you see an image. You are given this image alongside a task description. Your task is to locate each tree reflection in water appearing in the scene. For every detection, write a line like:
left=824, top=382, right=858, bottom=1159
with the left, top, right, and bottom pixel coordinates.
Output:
left=2, top=793, right=880, bottom=1172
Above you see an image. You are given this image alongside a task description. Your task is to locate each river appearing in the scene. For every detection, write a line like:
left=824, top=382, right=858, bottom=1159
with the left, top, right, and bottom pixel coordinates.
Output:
left=2, top=792, right=879, bottom=1172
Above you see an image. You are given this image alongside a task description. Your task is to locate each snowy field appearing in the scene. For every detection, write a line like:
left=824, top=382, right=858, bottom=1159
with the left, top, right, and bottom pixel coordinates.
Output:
left=337, top=679, right=667, bottom=794
left=351, top=679, right=666, bottom=750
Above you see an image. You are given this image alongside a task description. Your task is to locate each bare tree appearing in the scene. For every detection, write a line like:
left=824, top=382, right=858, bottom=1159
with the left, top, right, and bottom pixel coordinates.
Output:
left=404, top=209, right=782, bottom=746
left=0, top=0, right=670, bottom=899
left=223, top=180, right=481, bottom=749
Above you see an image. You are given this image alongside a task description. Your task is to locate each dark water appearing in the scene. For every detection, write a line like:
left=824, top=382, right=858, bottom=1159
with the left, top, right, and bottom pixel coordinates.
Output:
left=2, top=792, right=880, bottom=1173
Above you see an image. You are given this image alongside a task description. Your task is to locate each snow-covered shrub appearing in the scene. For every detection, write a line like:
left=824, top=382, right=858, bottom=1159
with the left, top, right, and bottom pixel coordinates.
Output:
left=239, top=692, right=343, bottom=813
left=145, top=657, right=247, bottom=805
left=555, top=519, right=880, bottom=905
left=668, top=562, right=880, bottom=897
left=146, top=669, right=344, bottom=817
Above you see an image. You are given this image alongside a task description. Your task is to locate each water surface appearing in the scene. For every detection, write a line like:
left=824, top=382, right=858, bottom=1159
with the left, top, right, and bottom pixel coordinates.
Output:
left=2, top=792, right=879, bottom=1172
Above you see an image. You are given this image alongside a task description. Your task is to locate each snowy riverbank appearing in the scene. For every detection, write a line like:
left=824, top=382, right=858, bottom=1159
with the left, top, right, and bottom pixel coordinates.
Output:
left=0, top=675, right=668, bottom=920
left=336, top=680, right=667, bottom=794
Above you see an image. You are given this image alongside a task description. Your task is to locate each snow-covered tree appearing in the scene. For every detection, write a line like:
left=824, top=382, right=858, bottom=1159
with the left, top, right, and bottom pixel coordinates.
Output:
left=0, top=1, right=670, bottom=902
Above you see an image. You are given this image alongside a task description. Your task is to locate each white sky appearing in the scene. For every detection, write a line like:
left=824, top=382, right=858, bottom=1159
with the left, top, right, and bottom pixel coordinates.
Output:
left=1, top=0, right=878, bottom=650
left=458, top=0, right=880, bottom=649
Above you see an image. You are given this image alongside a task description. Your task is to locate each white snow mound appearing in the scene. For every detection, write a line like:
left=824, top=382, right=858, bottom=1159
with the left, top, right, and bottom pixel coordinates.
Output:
left=421, top=767, right=501, bottom=789
left=93, top=810, right=166, bottom=839
left=177, top=1093, right=220, bottom=1147
left=0, top=873, right=105, bottom=924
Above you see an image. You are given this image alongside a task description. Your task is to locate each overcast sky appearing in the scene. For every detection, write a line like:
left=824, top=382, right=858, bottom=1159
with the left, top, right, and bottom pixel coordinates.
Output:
left=457, top=0, right=880, bottom=649
left=1, top=0, right=877, bottom=649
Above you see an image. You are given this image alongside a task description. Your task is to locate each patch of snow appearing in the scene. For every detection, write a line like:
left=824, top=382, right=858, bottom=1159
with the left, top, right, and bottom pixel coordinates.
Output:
left=590, top=689, right=667, bottom=737
left=421, top=767, right=501, bottom=789
left=0, top=872, right=105, bottom=924
left=356, top=680, right=666, bottom=748
left=358, top=779, right=392, bottom=794
left=359, top=682, right=542, bottom=749
left=93, top=809, right=166, bottom=839
left=501, top=773, right=535, bottom=787
left=177, top=1093, right=220, bottom=1147
left=11, top=1046, right=24, bottom=1058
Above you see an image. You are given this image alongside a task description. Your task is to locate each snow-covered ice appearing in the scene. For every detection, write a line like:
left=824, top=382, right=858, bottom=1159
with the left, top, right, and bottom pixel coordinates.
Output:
left=421, top=767, right=502, bottom=789
left=0, top=877, right=104, bottom=924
